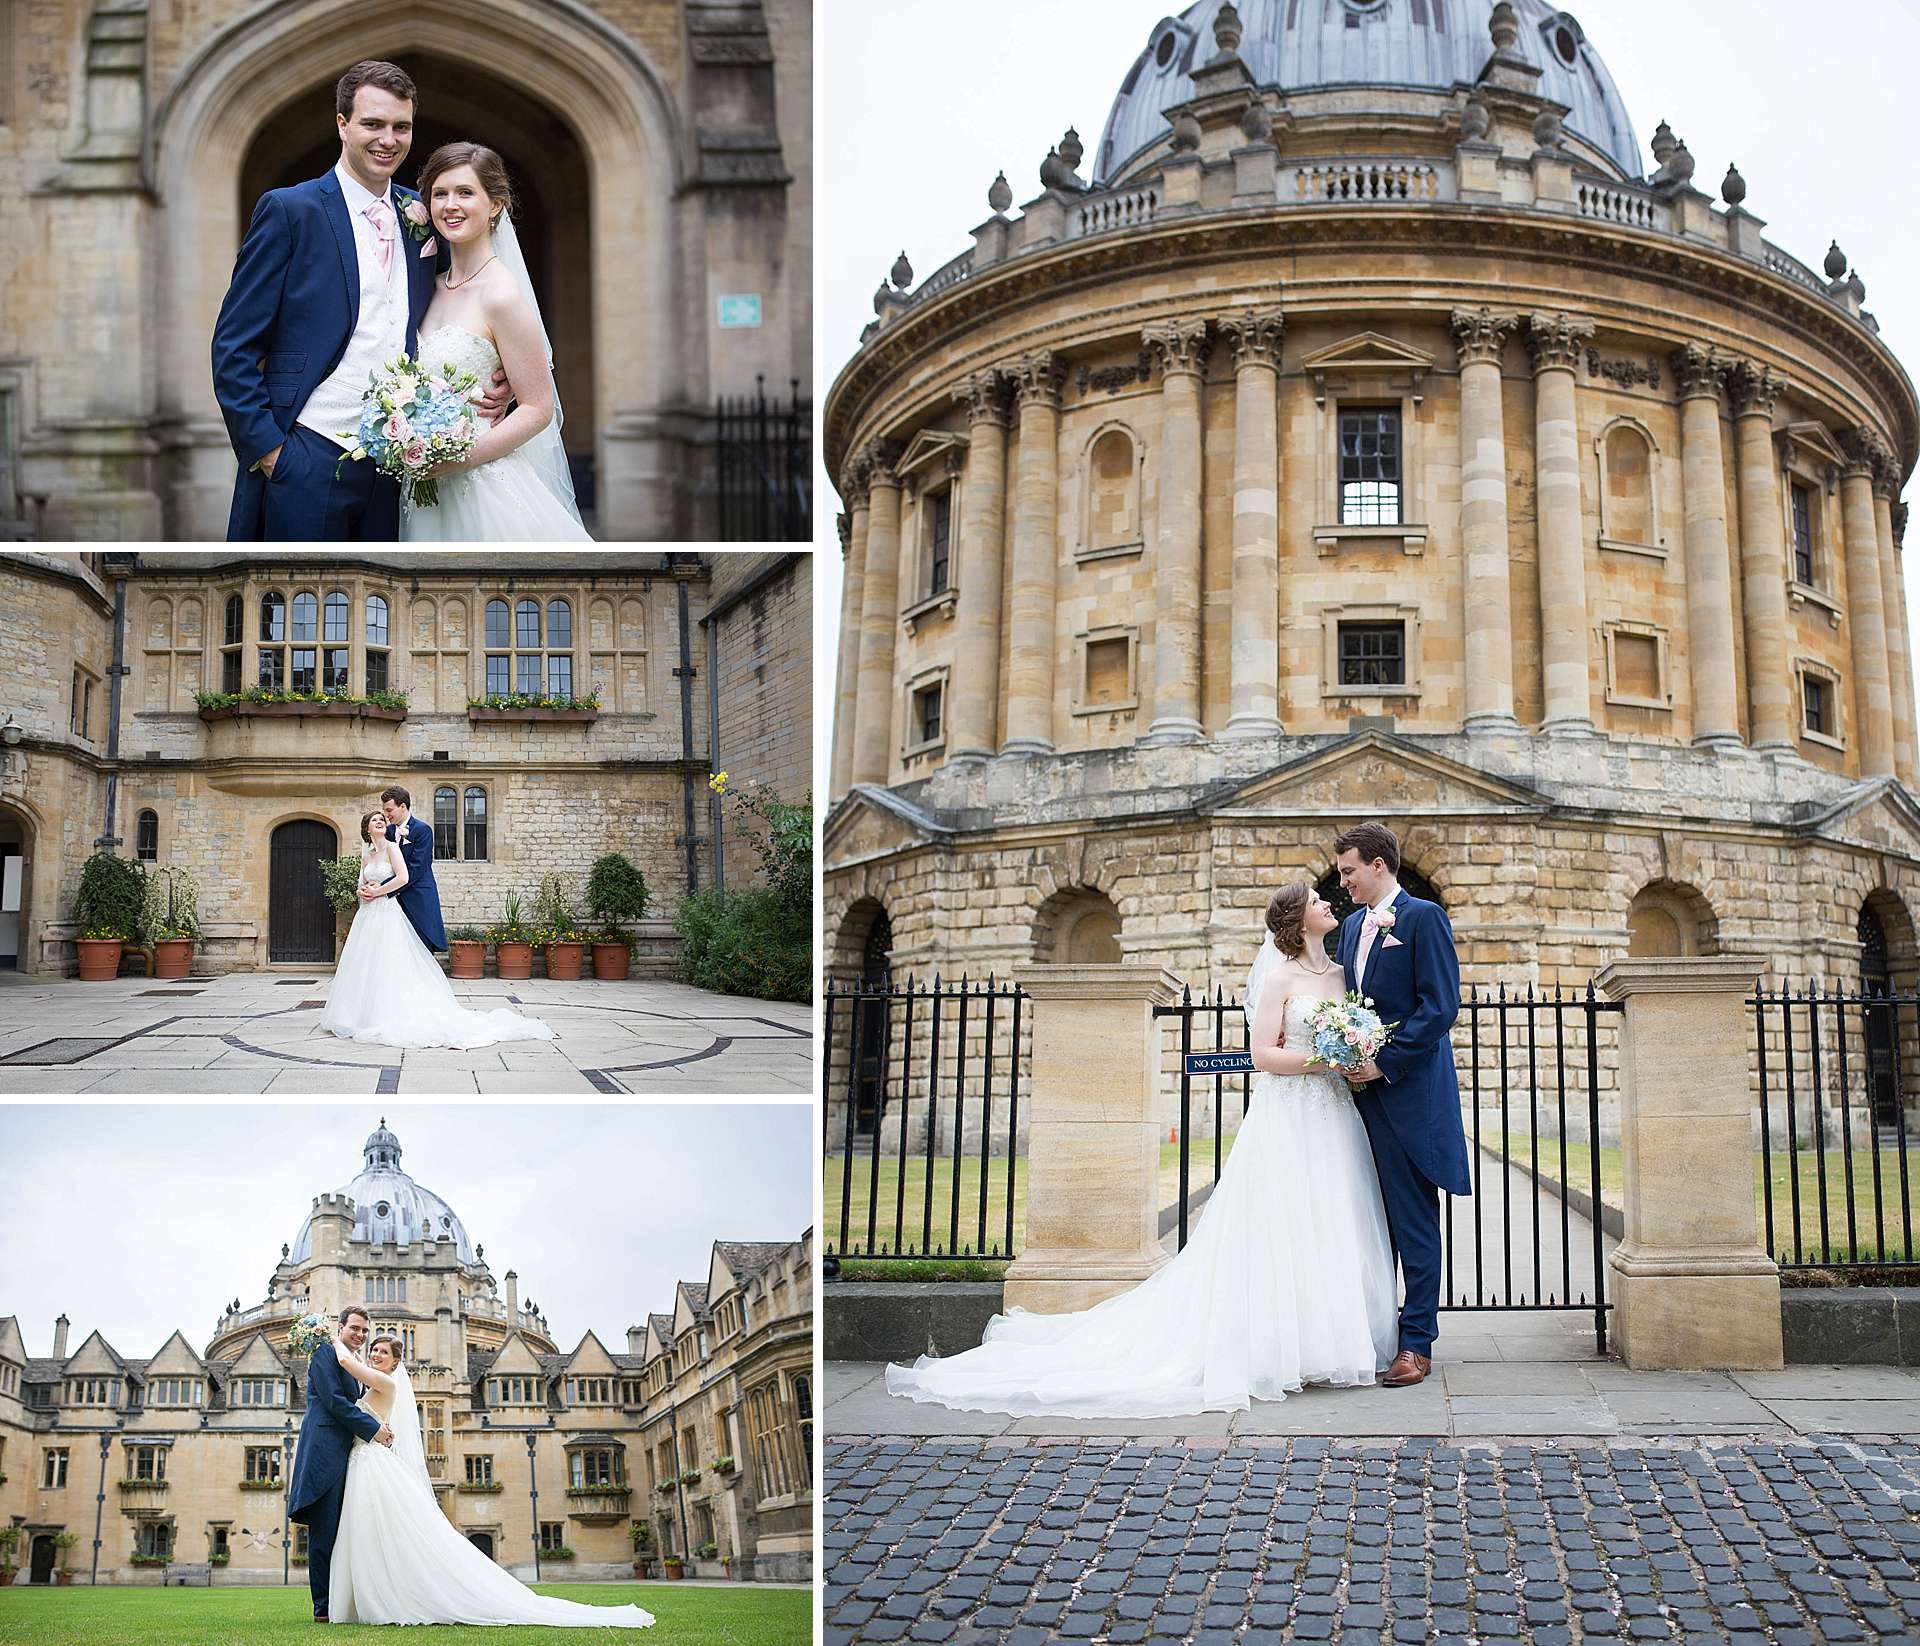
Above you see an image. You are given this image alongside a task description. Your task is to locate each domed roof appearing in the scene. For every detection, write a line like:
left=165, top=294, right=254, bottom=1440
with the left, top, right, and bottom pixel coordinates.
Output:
left=288, top=1120, right=475, bottom=1265
left=1097, top=0, right=1640, bottom=183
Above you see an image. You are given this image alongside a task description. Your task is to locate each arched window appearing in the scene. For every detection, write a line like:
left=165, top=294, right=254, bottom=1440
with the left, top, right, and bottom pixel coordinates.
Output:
left=434, top=788, right=457, bottom=859
left=366, top=595, right=391, bottom=693
left=484, top=600, right=511, bottom=694
left=1314, top=863, right=1445, bottom=928
left=291, top=592, right=317, bottom=643
left=221, top=595, right=244, bottom=692
left=258, top=593, right=286, bottom=688
left=547, top=600, right=573, bottom=695
left=463, top=787, right=489, bottom=861
left=136, top=810, right=158, bottom=863
left=1087, top=427, right=1139, bottom=552
left=1625, top=881, right=1715, bottom=959
left=1596, top=417, right=1663, bottom=554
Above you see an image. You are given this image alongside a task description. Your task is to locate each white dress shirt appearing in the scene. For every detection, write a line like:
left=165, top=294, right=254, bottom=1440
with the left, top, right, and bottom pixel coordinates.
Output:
left=1353, top=876, right=1402, bottom=994
left=296, top=160, right=413, bottom=452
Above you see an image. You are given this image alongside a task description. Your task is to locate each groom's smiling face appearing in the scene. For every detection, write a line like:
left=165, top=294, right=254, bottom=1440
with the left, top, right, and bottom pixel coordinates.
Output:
left=337, top=85, right=414, bottom=193
left=381, top=797, right=408, bottom=827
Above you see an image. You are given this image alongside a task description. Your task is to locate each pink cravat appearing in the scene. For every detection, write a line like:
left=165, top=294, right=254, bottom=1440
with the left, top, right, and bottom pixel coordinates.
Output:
left=1354, top=903, right=1387, bottom=989
left=364, top=199, right=394, bottom=273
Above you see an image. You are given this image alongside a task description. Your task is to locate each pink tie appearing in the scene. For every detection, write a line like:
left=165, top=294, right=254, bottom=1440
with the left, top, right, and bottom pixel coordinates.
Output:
left=364, top=199, right=393, bottom=273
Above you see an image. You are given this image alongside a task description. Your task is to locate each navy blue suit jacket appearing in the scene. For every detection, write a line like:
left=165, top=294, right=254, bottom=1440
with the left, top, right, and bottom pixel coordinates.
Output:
left=211, top=170, right=440, bottom=539
left=386, top=818, right=447, bottom=952
left=1339, top=890, right=1474, bottom=1197
left=287, top=1346, right=380, bottom=1522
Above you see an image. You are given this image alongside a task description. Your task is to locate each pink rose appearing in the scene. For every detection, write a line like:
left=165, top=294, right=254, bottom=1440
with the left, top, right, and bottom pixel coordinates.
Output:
left=383, top=413, right=407, bottom=442
left=403, top=438, right=428, bottom=467
left=403, top=199, right=429, bottom=228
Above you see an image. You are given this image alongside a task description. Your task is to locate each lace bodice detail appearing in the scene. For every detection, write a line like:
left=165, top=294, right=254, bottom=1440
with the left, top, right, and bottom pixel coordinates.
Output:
left=1258, top=993, right=1358, bottom=1113
left=416, top=325, right=500, bottom=383
left=359, top=845, right=397, bottom=886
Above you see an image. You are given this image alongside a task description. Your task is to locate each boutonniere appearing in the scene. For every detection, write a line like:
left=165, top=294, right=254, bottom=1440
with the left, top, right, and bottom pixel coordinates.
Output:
left=399, top=197, right=433, bottom=243
left=397, top=825, right=411, bottom=846
left=1373, top=907, right=1396, bottom=932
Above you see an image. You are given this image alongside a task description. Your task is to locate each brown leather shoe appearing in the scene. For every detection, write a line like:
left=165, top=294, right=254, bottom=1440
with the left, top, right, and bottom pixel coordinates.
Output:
left=1381, top=1350, right=1431, bottom=1386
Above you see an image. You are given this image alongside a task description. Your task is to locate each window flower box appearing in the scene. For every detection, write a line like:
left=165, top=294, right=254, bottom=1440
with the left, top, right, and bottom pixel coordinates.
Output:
left=467, top=692, right=600, bottom=725
left=678, top=1468, right=701, bottom=1487
left=542, top=1546, right=576, bottom=1561
left=196, top=689, right=408, bottom=724
left=238, top=1479, right=282, bottom=1492
left=457, top=1482, right=504, bottom=1494
left=129, top=1554, right=169, bottom=1567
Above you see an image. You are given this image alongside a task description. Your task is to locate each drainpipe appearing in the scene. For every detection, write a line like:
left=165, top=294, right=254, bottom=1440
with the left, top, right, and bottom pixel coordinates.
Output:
left=675, top=576, right=700, bottom=895
left=94, top=570, right=129, bottom=851
left=707, top=604, right=724, bottom=896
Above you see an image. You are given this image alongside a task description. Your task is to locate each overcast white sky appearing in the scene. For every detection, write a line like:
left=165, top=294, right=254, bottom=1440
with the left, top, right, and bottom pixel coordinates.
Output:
left=0, top=1104, right=813, bottom=1364
left=811, top=0, right=1920, bottom=756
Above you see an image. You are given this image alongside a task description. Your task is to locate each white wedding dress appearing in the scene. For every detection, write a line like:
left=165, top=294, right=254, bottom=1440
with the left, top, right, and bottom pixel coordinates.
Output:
left=330, top=1358, right=653, bottom=1628
left=319, top=846, right=557, bottom=1050
left=886, top=982, right=1400, bottom=1418
left=400, top=327, right=592, bottom=542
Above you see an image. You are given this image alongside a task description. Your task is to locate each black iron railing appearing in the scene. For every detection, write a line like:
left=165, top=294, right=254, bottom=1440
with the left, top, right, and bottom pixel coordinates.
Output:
left=714, top=375, right=810, bottom=542
left=1752, top=983, right=1918, bottom=1267
left=823, top=975, right=1031, bottom=1263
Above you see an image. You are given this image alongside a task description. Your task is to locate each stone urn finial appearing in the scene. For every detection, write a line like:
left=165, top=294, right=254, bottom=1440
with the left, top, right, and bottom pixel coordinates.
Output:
left=1849, top=269, right=1867, bottom=302
left=1649, top=120, right=1676, bottom=166
left=1721, top=163, right=1746, bottom=207
left=1667, top=140, right=1695, bottom=185
left=988, top=170, right=1012, bottom=214
left=1531, top=108, right=1563, bottom=150
left=1214, top=0, right=1244, bottom=57
left=872, top=279, right=892, bottom=317
left=890, top=249, right=913, bottom=290
left=1489, top=1, right=1520, bottom=51
left=1240, top=97, right=1273, bottom=144
left=1170, top=109, right=1203, bottom=154
left=1461, top=94, right=1492, bottom=141
left=1824, top=240, right=1848, bottom=280
left=1059, top=127, right=1084, bottom=172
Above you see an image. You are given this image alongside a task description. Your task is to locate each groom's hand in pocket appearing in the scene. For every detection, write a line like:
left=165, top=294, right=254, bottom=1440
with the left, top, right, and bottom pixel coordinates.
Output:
left=254, top=444, right=283, bottom=477
left=473, top=367, right=514, bottom=425
left=375, top=1426, right=395, bottom=1448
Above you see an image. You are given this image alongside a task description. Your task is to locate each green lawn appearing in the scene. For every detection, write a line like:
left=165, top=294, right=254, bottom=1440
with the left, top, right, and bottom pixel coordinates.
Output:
left=0, top=1582, right=808, bottom=1646
left=1487, top=1132, right=1920, bottom=1265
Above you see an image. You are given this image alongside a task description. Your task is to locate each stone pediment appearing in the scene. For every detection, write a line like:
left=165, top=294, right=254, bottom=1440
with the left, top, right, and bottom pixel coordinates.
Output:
left=146, top=1330, right=210, bottom=1375
left=1776, top=421, right=1848, bottom=487
left=63, top=1328, right=127, bottom=1376
left=895, top=429, right=968, bottom=487
left=1792, top=778, right=1920, bottom=858
left=0, top=1317, right=26, bottom=1366
left=1210, top=732, right=1549, bottom=818
left=1299, top=332, right=1437, bottom=402
left=563, top=1330, right=619, bottom=1375
left=227, top=1334, right=286, bottom=1376
left=488, top=1331, right=546, bottom=1375
left=825, top=784, right=950, bottom=868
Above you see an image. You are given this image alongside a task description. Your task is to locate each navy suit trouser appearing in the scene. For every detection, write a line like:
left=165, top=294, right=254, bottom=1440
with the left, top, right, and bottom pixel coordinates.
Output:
left=261, top=423, right=399, bottom=542
left=1355, top=1091, right=1444, bottom=1357
left=300, top=1471, right=347, bottom=1618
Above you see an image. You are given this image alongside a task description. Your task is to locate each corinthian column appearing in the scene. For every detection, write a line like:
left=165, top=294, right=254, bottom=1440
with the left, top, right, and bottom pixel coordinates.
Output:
left=1728, top=363, right=1794, bottom=753
left=1139, top=319, right=1211, bottom=745
left=1003, top=352, right=1065, bottom=755
left=1840, top=426, right=1897, bottom=776
left=1671, top=344, right=1741, bottom=748
left=830, top=499, right=867, bottom=797
left=1527, top=311, right=1596, bottom=734
left=948, top=370, right=1012, bottom=764
left=1871, top=453, right=1916, bottom=784
left=1217, top=307, right=1285, bottom=738
left=1452, top=307, right=1521, bottom=732
left=850, top=441, right=902, bottom=786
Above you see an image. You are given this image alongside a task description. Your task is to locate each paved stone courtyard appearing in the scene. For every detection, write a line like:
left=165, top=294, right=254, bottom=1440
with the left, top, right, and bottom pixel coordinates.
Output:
left=0, top=970, right=811, bottom=1094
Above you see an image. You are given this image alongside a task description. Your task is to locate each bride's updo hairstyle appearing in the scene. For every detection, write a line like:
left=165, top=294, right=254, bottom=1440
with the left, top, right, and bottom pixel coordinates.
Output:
left=367, top=1333, right=403, bottom=1368
left=360, top=809, right=388, bottom=843
left=416, top=142, right=515, bottom=232
left=1265, top=882, right=1312, bottom=960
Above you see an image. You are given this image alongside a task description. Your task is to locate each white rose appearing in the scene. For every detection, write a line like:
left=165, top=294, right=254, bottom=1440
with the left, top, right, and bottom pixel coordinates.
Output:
left=1374, top=907, right=1395, bottom=931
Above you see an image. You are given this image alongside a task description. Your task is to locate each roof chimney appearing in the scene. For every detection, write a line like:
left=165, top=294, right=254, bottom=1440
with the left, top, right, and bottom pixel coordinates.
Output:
left=627, top=1325, right=646, bottom=1355
left=505, top=1270, right=519, bottom=1326
left=53, top=1314, right=70, bottom=1359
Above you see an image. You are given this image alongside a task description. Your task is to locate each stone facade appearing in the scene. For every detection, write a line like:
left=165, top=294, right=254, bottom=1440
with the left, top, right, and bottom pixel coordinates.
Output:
left=0, top=551, right=811, bottom=978
left=0, top=1123, right=813, bottom=1586
left=0, top=0, right=807, bottom=541
left=822, top=8, right=1920, bottom=1156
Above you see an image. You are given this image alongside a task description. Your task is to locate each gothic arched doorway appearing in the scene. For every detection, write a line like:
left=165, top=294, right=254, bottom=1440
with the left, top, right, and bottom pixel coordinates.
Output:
left=855, top=909, right=893, bottom=1136
left=236, top=57, right=598, bottom=513
left=1315, top=862, right=1444, bottom=929
left=29, top=1534, right=55, bottom=1584
left=269, top=819, right=339, bottom=963
left=1860, top=900, right=1901, bottom=1131
left=467, top=1531, right=494, bottom=1559
left=0, top=802, right=32, bottom=970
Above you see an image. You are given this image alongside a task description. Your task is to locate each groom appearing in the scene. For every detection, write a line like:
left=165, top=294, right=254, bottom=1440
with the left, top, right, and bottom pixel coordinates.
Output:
left=1334, top=821, right=1473, bottom=1387
left=287, top=1305, right=392, bottom=1622
left=359, top=786, right=448, bottom=953
left=210, top=59, right=510, bottom=541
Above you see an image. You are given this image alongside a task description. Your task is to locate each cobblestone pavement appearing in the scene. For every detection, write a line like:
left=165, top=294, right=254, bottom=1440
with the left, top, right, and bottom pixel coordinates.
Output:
left=825, top=1436, right=1920, bottom=1645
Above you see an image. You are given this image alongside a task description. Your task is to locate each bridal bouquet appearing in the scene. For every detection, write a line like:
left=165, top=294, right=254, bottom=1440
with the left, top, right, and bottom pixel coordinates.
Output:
left=1302, top=992, right=1395, bottom=1074
left=286, top=1313, right=332, bottom=1358
left=340, top=354, right=482, bottom=508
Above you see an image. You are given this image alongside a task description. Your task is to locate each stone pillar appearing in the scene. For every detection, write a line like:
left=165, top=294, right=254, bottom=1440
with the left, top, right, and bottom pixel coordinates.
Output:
left=1002, top=964, right=1183, bottom=1312
left=1452, top=308, right=1521, bottom=732
left=1596, top=958, right=1783, bottom=1370
left=1672, top=344, right=1742, bottom=749
left=1140, top=320, right=1211, bottom=745
left=850, top=442, right=902, bottom=787
left=1872, top=455, right=1916, bottom=784
left=1840, top=428, right=1897, bottom=777
left=948, top=371, right=1012, bottom=764
left=1729, top=364, right=1795, bottom=753
left=1218, top=308, right=1286, bottom=738
left=1527, top=311, right=1596, bottom=734
left=830, top=482, right=868, bottom=798
left=1003, top=352, right=1065, bottom=755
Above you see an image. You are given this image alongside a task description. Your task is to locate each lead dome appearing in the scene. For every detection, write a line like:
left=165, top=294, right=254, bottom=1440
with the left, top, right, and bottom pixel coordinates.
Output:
left=287, top=1120, right=474, bottom=1264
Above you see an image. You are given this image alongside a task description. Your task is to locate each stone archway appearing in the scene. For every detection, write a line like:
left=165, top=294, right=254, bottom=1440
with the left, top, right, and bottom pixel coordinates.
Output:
left=269, top=818, right=339, bottom=963
left=0, top=801, right=33, bottom=971
left=467, top=1531, right=495, bottom=1559
left=152, top=0, right=687, bottom=540
left=1626, top=879, right=1719, bottom=958
left=1032, top=886, right=1123, bottom=963
left=235, top=57, right=598, bottom=507
left=29, top=1534, right=55, bottom=1584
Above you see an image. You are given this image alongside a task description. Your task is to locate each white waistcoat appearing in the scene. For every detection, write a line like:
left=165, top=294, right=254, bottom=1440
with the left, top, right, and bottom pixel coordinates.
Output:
left=297, top=166, right=413, bottom=452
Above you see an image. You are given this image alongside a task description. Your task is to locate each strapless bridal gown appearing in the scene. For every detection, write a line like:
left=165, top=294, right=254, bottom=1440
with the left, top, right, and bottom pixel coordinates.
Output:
left=401, top=326, right=591, bottom=542
left=886, top=994, right=1401, bottom=1418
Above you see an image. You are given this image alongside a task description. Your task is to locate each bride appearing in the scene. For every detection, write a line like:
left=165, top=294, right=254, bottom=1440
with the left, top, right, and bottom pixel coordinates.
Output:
left=886, top=882, right=1399, bottom=1418
left=402, top=141, right=590, bottom=542
left=319, top=809, right=557, bottom=1050
left=326, top=1327, right=653, bottom=1628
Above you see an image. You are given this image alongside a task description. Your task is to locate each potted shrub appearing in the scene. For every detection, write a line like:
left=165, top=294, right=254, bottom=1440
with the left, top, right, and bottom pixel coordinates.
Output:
left=0, top=1524, right=19, bottom=1585
left=588, top=853, right=649, bottom=980
left=490, top=893, right=534, bottom=981
left=629, top=1521, right=655, bottom=1579
left=320, top=853, right=369, bottom=959
left=533, top=873, right=589, bottom=980
left=73, top=851, right=145, bottom=979
left=711, top=1454, right=737, bottom=1478
left=53, top=1532, right=78, bottom=1585
left=447, top=926, right=488, bottom=980
left=140, top=864, right=203, bottom=979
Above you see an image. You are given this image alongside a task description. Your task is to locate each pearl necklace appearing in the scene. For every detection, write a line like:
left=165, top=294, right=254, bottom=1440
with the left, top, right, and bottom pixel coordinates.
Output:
left=443, top=255, right=498, bottom=291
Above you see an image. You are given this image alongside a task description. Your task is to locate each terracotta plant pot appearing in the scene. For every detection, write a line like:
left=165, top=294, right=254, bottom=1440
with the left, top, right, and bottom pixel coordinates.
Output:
left=76, top=938, right=123, bottom=981
left=448, top=940, right=487, bottom=980
left=591, top=942, right=631, bottom=981
left=152, top=939, right=194, bottom=980
left=632, top=1559, right=653, bottom=1579
left=55, top=1571, right=74, bottom=1586
left=495, top=940, right=533, bottom=981
left=662, top=1559, right=684, bottom=1581
left=544, top=941, right=585, bottom=981
left=0, top=1569, right=15, bottom=1587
